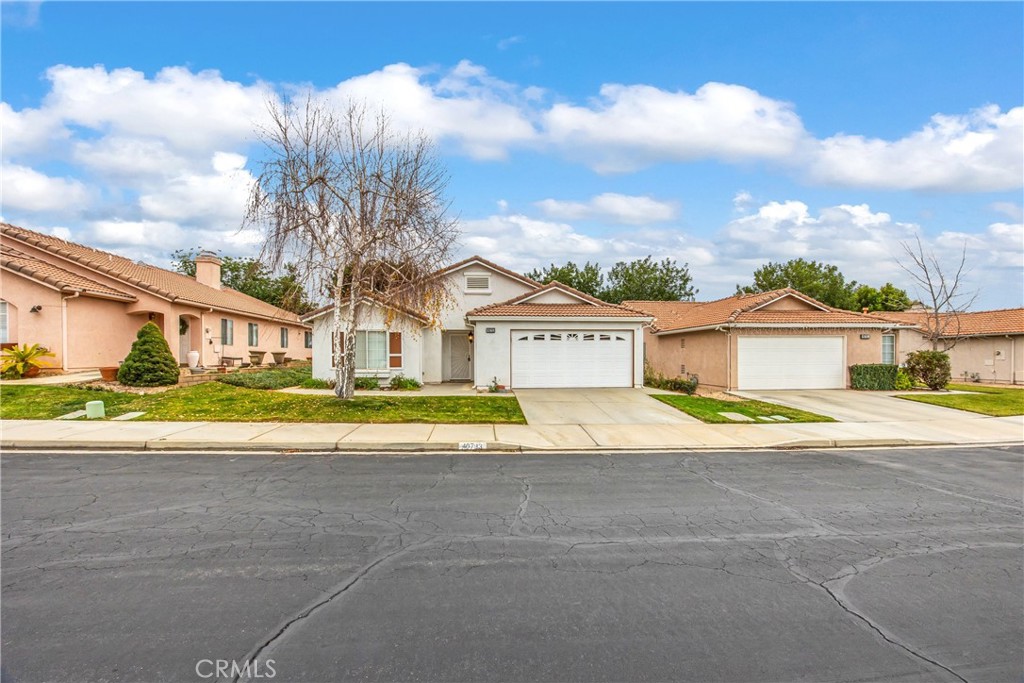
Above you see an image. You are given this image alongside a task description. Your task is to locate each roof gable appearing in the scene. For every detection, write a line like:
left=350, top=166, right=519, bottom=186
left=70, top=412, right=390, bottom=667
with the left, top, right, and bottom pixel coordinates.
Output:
left=436, top=256, right=542, bottom=289
left=467, top=281, right=651, bottom=319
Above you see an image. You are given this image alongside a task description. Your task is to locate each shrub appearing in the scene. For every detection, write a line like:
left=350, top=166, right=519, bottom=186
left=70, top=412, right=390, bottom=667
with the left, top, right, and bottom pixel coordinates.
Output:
left=645, top=368, right=699, bottom=395
left=218, top=366, right=311, bottom=390
left=1, top=343, right=54, bottom=379
left=388, top=374, right=421, bottom=391
left=904, top=350, right=951, bottom=391
left=117, top=322, right=180, bottom=387
left=849, top=364, right=898, bottom=390
left=894, top=367, right=914, bottom=391
left=354, top=376, right=380, bottom=390
left=300, top=378, right=335, bottom=389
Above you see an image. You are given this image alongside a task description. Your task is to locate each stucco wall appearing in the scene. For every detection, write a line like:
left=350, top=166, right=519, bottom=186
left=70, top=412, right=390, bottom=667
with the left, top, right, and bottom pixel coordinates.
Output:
left=66, top=298, right=147, bottom=369
left=439, top=268, right=535, bottom=330
left=473, top=320, right=646, bottom=389
left=644, top=326, right=887, bottom=391
left=0, top=274, right=65, bottom=369
left=310, top=305, right=424, bottom=382
left=897, top=330, right=1022, bottom=384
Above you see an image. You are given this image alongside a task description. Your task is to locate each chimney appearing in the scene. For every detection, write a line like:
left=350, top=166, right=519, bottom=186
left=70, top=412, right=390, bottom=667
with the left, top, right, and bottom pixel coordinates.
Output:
left=195, top=251, right=222, bottom=290
left=862, top=307, right=869, bottom=314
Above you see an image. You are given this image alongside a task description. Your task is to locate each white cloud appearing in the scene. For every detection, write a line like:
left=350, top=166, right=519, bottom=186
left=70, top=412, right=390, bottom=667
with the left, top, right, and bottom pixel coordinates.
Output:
left=137, top=152, right=254, bottom=226
left=535, top=193, right=678, bottom=225
left=325, top=61, right=538, bottom=160
left=1, top=164, right=91, bottom=214
left=497, top=35, right=523, bottom=50
left=732, top=190, right=755, bottom=213
left=990, top=201, right=1023, bottom=221
left=809, top=105, right=1023, bottom=192
left=543, top=82, right=806, bottom=173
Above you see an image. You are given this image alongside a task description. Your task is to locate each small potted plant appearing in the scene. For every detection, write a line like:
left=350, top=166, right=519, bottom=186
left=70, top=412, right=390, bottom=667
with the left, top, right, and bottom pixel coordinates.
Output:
left=99, top=366, right=119, bottom=381
left=1, top=343, right=55, bottom=379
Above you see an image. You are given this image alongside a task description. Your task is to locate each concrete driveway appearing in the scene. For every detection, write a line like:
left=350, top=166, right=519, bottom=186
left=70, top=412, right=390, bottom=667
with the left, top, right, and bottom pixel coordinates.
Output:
left=515, top=388, right=699, bottom=425
left=736, top=389, right=989, bottom=423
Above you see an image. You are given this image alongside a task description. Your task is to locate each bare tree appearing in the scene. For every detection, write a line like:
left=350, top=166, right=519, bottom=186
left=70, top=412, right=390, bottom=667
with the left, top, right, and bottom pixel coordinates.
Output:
left=246, top=98, right=460, bottom=398
left=898, top=235, right=978, bottom=350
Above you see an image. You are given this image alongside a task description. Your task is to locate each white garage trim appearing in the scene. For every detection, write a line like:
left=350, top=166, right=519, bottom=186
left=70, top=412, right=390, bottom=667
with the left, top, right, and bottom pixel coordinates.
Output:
left=511, top=329, right=633, bottom=388
left=738, top=336, right=846, bottom=390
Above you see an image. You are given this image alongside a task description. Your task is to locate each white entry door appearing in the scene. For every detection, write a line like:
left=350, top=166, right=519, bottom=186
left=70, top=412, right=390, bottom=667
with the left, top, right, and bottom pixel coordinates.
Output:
left=512, top=330, right=633, bottom=388
left=449, top=334, right=472, bottom=381
left=738, top=336, right=845, bottom=390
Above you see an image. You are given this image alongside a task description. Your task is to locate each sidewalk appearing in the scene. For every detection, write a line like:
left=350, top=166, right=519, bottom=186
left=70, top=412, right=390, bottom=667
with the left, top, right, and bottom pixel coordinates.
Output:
left=2, top=414, right=1021, bottom=452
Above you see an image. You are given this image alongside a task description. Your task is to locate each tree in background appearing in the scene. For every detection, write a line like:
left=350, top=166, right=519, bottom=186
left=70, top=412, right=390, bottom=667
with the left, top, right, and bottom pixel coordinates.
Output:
left=898, top=236, right=977, bottom=350
left=854, top=283, right=913, bottom=312
left=737, top=258, right=859, bottom=310
left=525, top=261, right=604, bottom=298
left=604, top=256, right=696, bottom=304
left=172, top=250, right=316, bottom=315
left=245, top=99, right=459, bottom=399
left=524, top=257, right=696, bottom=303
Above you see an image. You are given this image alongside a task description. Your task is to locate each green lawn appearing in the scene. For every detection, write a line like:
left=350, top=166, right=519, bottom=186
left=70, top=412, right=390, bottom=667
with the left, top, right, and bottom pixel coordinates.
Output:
left=653, top=394, right=834, bottom=424
left=896, top=383, right=1024, bottom=417
left=0, top=382, right=526, bottom=424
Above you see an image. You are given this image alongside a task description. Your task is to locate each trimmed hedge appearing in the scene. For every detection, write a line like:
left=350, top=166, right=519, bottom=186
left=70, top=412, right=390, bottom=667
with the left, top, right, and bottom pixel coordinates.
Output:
left=218, top=366, right=312, bottom=390
left=905, top=350, right=951, bottom=390
left=117, top=322, right=180, bottom=387
left=849, top=364, right=899, bottom=390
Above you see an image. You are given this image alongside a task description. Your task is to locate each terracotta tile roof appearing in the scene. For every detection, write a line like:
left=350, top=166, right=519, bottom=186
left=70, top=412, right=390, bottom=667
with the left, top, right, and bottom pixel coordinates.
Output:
left=628, top=289, right=901, bottom=332
left=2, top=244, right=137, bottom=301
left=1, top=223, right=306, bottom=325
left=874, top=309, right=1024, bottom=336
left=468, top=281, right=651, bottom=319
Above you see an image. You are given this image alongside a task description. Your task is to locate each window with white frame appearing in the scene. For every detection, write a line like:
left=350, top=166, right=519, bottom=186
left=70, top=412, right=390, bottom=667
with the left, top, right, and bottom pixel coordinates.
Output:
left=882, top=334, right=895, bottom=365
left=355, top=331, right=388, bottom=370
left=248, top=323, right=259, bottom=347
left=220, top=318, right=234, bottom=345
left=304, top=331, right=313, bottom=349
left=280, top=327, right=288, bottom=348
left=0, top=301, right=8, bottom=343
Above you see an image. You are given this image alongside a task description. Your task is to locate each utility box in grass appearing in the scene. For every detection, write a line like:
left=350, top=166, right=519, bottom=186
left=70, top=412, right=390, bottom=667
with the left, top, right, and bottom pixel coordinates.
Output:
left=85, top=400, right=105, bottom=419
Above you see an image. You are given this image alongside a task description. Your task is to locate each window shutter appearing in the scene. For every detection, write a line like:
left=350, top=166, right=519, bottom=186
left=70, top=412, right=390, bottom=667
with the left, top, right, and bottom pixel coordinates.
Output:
left=389, top=332, right=402, bottom=368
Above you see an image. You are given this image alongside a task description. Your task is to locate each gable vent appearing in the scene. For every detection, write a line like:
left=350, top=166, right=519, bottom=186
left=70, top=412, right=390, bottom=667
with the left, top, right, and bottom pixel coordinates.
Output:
left=465, top=274, right=490, bottom=291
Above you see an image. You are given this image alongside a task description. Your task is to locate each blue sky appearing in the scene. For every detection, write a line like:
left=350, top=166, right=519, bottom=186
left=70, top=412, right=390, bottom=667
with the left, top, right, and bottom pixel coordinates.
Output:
left=2, top=1, right=1022, bottom=307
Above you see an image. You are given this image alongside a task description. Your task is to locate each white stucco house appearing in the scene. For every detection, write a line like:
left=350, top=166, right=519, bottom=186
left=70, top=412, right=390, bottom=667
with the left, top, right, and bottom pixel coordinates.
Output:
left=302, top=256, right=653, bottom=389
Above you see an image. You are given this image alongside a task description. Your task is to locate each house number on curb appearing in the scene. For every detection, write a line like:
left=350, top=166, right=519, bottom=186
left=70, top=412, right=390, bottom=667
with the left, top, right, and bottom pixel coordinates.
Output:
left=459, top=441, right=487, bottom=450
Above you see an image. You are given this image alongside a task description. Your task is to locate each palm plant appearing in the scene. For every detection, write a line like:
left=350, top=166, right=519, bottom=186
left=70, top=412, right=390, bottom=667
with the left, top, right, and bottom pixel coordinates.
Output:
left=1, top=343, right=55, bottom=379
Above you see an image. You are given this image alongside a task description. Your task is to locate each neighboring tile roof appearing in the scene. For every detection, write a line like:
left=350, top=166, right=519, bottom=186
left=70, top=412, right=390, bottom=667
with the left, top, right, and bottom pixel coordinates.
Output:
left=627, top=289, right=901, bottom=332
left=468, top=281, right=651, bottom=319
left=1, top=244, right=137, bottom=301
left=1, top=223, right=306, bottom=324
left=875, top=309, right=1024, bottom=336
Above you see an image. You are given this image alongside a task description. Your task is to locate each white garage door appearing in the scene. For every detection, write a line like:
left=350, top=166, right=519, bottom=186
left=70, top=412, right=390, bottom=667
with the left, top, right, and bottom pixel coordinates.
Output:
left=512, top=330, right=633, bottom=388
left=738, top=336, right=845, bottom=390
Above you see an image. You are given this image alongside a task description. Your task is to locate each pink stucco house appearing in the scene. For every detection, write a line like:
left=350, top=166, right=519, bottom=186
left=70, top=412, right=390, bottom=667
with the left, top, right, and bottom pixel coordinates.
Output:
left=0, top=223, right=311, bottom=372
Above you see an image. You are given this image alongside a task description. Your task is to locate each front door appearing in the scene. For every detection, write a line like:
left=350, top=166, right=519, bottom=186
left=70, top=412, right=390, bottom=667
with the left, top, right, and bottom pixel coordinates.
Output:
left=449, top=333, right=472, bottom=381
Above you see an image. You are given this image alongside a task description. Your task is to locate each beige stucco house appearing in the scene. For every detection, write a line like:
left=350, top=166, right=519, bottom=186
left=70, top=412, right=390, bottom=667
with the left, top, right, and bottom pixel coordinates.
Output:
left=0, top=223, right=311, bottom=372
left=876, top=309, right=1023, bottom=385
left=628, top=289, right=914, bottom=391
left=303, top=256, right=653, bottom=389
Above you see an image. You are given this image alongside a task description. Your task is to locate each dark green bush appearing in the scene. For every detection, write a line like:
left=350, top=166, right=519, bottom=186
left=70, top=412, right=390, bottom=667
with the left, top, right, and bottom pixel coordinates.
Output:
left=644, top=364, right=699, bottom=395
left=354, top=376, right=380, bottom=390
left=117, top=322, right=180, bottom=387
left=300, top=377, right=335, bottom=389
left=905, top=350, right=951, bottom=390
left=388, top=374, right=421, bottom=391
left=849, top=364, right=898, bottom=390
left=218, top=366, right=311, bottom=390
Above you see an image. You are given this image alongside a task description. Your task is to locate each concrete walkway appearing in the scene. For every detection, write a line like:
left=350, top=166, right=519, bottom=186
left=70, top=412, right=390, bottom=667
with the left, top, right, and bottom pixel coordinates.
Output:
left=0, top=370, right=101, bottom=386
left=2, top=414, right=1021, bottom=452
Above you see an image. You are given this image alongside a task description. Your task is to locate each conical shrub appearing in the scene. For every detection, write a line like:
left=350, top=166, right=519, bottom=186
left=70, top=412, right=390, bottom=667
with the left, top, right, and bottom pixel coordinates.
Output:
left=117, top=321, right=180, bottom=387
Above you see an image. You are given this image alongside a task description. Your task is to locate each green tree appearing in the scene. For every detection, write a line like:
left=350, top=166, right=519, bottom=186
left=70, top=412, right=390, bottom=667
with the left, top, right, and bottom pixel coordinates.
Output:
left=171, top=249, right=316, bottom=314
left=117, top=322, right=180, bottom=387
left=737, top=259, right=858, bottom=310
left=603, top=256, right=696, bottom=304
left=854, top=283, right=912, bottom=312
left=524, top=261, right=605, bottom=298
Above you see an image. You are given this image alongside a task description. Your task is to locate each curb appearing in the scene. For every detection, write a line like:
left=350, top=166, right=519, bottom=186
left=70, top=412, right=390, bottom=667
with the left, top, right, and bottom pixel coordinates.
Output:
left=3, top=438, right=1019, bottom=453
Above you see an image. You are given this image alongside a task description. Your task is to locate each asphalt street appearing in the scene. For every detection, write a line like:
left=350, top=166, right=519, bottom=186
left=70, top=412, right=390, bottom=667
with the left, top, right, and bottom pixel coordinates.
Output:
left=2, top=447, right=1021, bottom=683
